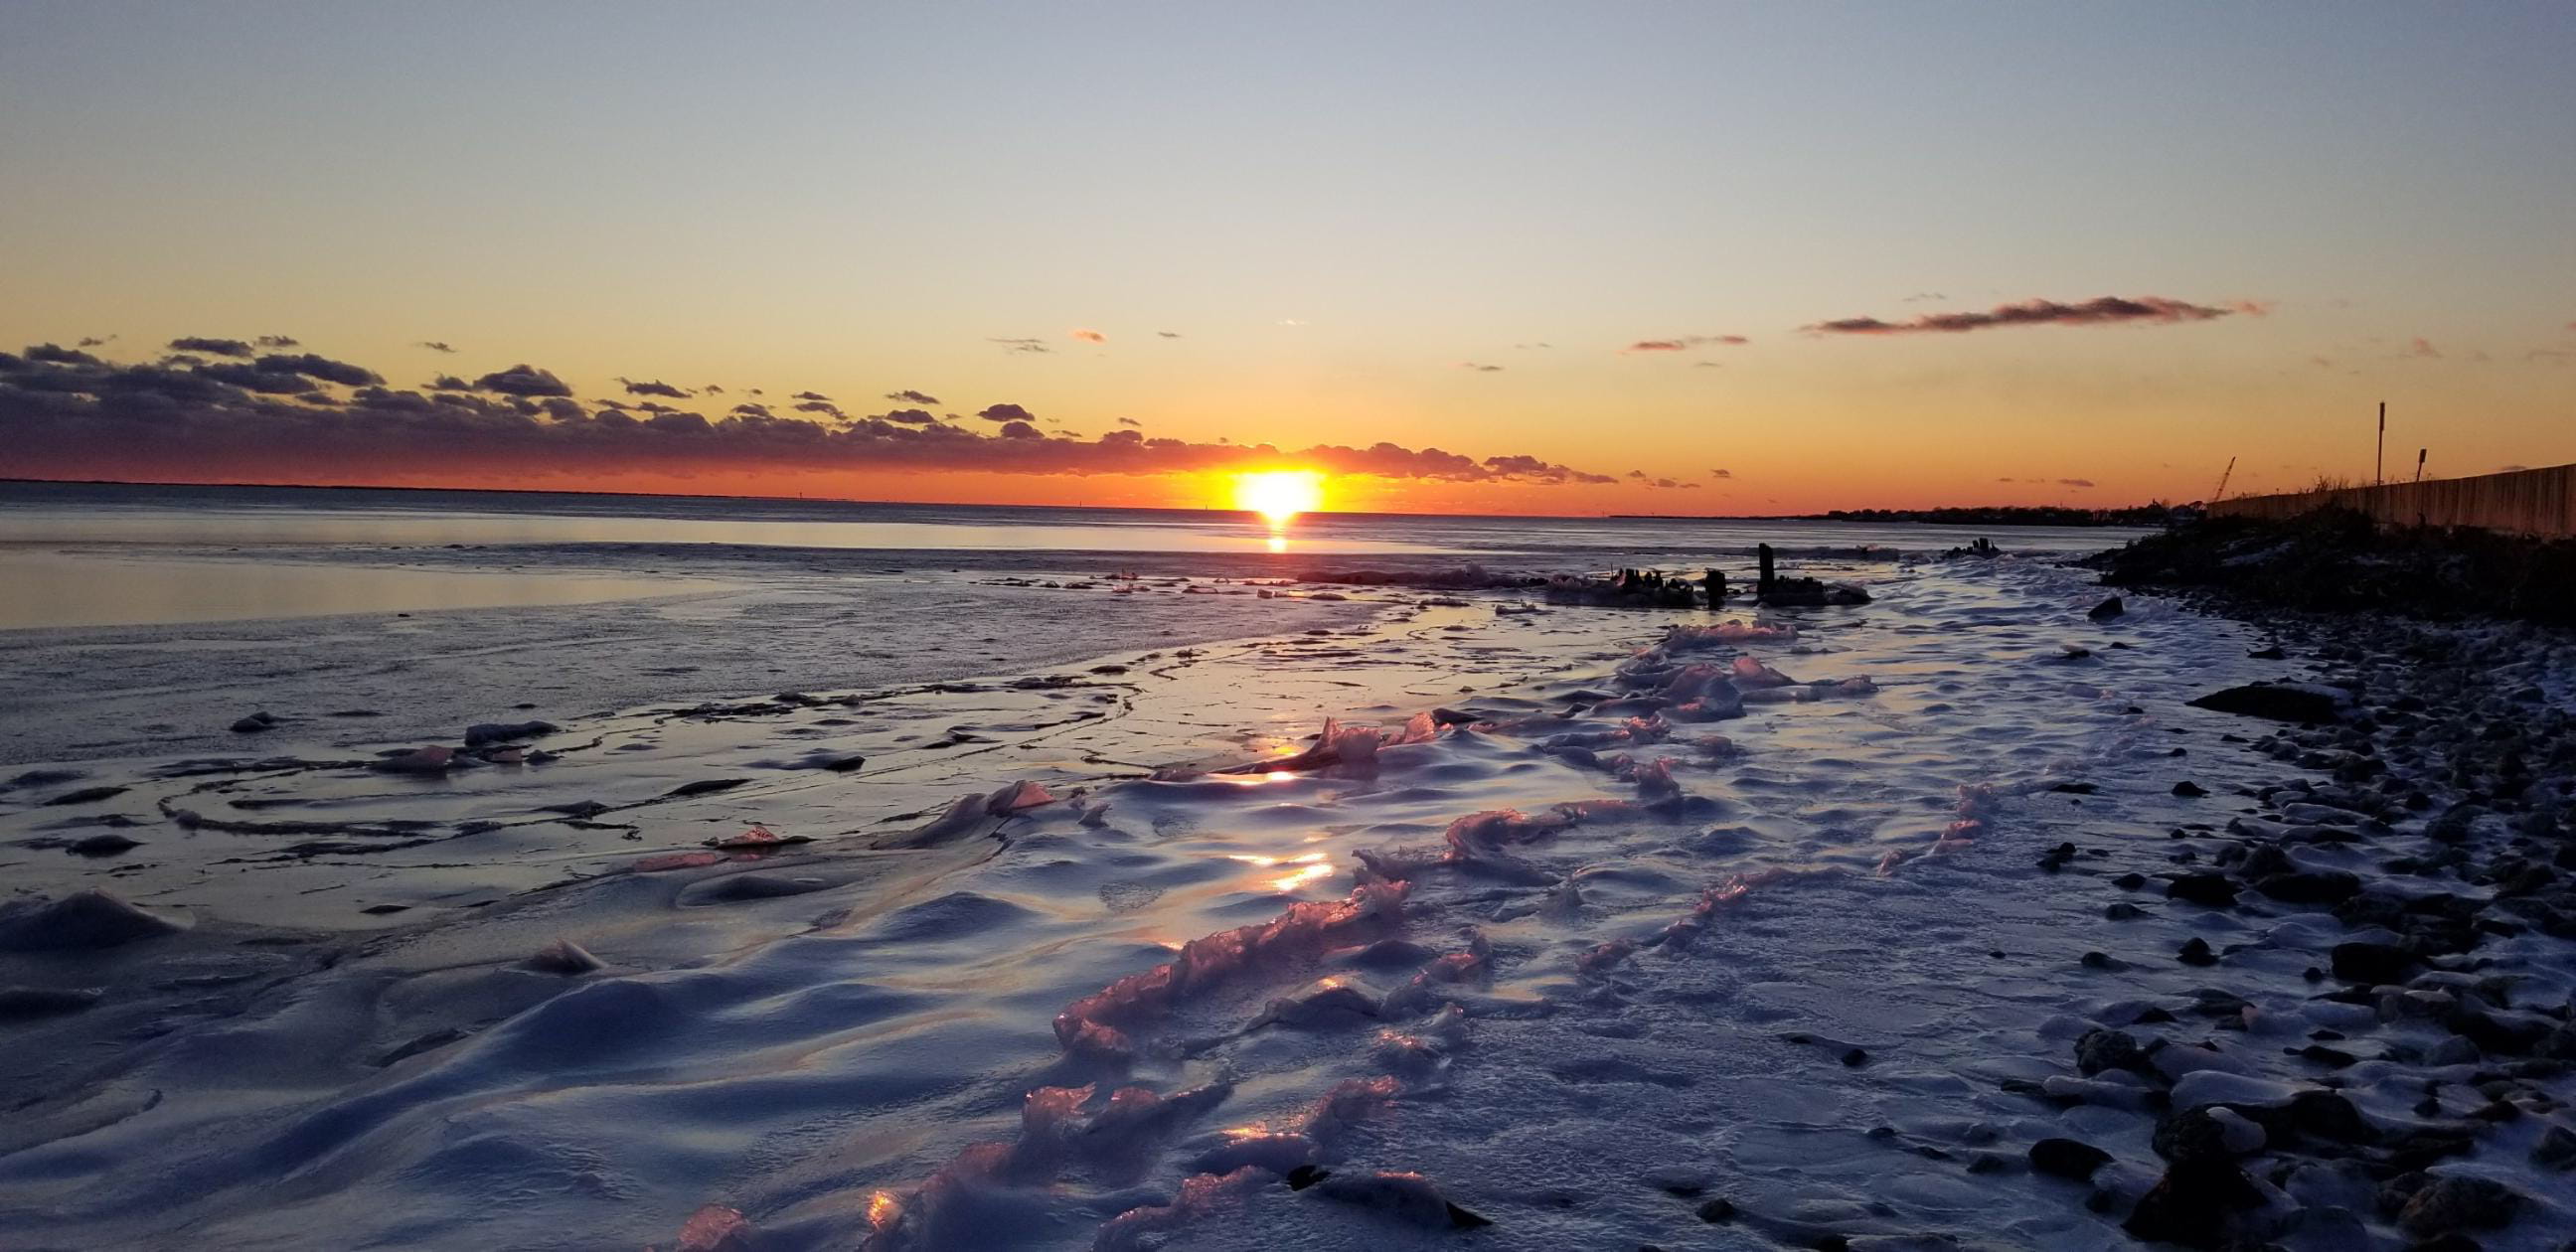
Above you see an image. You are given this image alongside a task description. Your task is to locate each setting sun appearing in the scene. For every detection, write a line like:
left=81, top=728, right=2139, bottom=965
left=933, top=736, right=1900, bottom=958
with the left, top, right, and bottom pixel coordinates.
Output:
left=1231, top=470, right=1325, bottom=524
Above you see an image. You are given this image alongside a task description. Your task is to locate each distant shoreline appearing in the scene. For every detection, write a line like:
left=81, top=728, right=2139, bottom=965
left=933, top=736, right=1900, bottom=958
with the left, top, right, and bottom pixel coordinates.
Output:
left=3, top=477, right=2170, bottom=526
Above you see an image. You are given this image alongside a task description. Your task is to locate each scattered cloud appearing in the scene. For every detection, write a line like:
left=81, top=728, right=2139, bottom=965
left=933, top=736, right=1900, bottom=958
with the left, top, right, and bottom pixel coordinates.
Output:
left=473, top=364, right=573, bottom=397
left=793, top=400, right=844, bottom=418
left=2, top=340, right=1619, bottom=489
left=425, top=375, right=472, bottom=391
left=418, top=341, right=457, bottom=354
left=1515, top=342, right=1551, bottom=350
left=1805, top=296, right=2240, bottom=336
left=255, top=353, right=382, bottom=387
left=169, top=337, right=254, bottom=359
left=2227, top=299, right=2276, bottom=316
left=705, top=384, right=725, bottom=394
left=989, top=338, right=1050, bottom=354
left=1901, top=292, right=1948, bottom=303
left=1624, top=335, right=1748, bottom=353
left=2403, top=338, right=2442, bottom=360
left=2058, top=478, right=2096, bottom=488
left=1072, top=329, right=1107, bottom=344
left=254, top=335, right=299, bottom=349
left=76, top=335, right=115, bottom=348
left=790, top=391, right=832, bottom=402
left=620, top=378, right=693, bottom=398
left=1156, top=331, right=1182, bottom=339
left=886, top=390, right=940, bottom=405
left=1276, top=319, right=1307, bottom=327
left=1693, top=361, right=1722, bottom=369
left=1709, top=468, right=1732, bottom=479
left=1457, top=362, right=1504, bottom=372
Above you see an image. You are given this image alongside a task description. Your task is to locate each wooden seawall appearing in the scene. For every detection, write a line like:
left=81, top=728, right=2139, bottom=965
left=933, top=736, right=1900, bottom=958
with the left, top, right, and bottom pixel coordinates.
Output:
left=2208, top=462, right=2576, bottom=539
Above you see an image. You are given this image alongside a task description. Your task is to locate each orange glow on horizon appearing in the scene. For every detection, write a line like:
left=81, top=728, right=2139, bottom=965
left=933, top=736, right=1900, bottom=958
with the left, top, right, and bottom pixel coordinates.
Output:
left=1230, top=470, right=1325, bottom=525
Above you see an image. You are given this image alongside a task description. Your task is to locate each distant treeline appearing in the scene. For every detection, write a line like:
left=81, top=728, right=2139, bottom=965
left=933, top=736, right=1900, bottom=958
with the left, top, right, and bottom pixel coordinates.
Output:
left=1813, top=504, right=2188, bottom=528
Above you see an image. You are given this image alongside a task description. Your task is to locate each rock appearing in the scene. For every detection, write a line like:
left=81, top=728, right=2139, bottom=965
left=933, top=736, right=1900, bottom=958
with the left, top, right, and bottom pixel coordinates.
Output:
left=0, top=985, right=103, bottom=1018
left=2087, top=596, right=2126, bottom=621
left=2186, top=683, right=2348, bottom=724
left=0, top=889, right=187, bottom=951
left=2287, top=1089, right=2377, bottom=1142
left=2173, top=780, right=2209, bottom=798
left=463, top=719, right=559, bottom=747
left=2394, top=1174, right=2520, bottom=1237
left=2124, top=1158, right=2264, bottom=1247
left=40, top=785, right=128, bottom=807
left=2331, top=940, right=2415, bottom=983
left=524, top=938, right=603, bottom=975
left=2028, top=1137, right=2111, bottom=1180
left=1694, top=1197, right=1737, bottom=1223
left=665, top=778, right=751, bottom=798
left=2254, top=869, right=2362, bottom=904
left=228, top=710, right=279, bottom=733
left=2070, top=1024, right=2153, bottom=1076
left=67, top=833, right=143, bottom=857
left=2205, top=1107, right=2267, bottom=1154
left=2533, top=1125, right=2576, bottom=1171
left=2177, top=937, right=2218, bottom=967
left=373, top=745, right=460, bottom=774
left=2167, top=873, right=2240, bottom=906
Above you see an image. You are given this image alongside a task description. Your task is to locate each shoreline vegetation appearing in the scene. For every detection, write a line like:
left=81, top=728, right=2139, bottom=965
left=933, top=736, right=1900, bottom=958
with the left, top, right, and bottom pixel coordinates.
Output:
left=2087, top=509, right=2576, bottom=627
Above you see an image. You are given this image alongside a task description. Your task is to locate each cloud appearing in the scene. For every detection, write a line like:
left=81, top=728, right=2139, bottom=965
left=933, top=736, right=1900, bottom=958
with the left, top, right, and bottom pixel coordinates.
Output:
left=1626, top=469, right=1647, bottom=479
left=2227, top=299, right=2276, bottom=316
left=2404, top=337, right=2442, bottom=360
left=425, top=375, right=473, bottom=391
left=1901, top=292, right=1948, bottom=303
left=876, top=407, right=940, bottom=425
left=1457, top=362, right=1504, bottom=372
left=418, top=341, right=457, bottom=354
left=793, top=400, right=844, bottom=418
left=1623, top=335, right=1748, bottom=353
left=1157, top=331, right=1182, bottom=339
left=704, top=384, right=725, bottom=394
left=730, top=402, right=772, bottom=418
left=2, top=340, right=1620, bottom=491
left=255, top=335, right=299, bottom=349
left=1072, top=329, right=1107, bottom=344
left=886, top=390, right=940, bottom=405
left=169, top=337, right=254, bottom=359
left=1115, top=416, right=1142, bottom=427
left=989, top=338, right=1050, bottom=354
left=255, top=353, right=382, bottom=387
left=620, top=378, right=693, bottom=398
left=2057, top=478, right=2096, bottom=488
left=76, top=335, right=114, bottom=348
left=977, top=402, right=1036, bottom=423
left=1693, top=361, right=1722, bottom=369
left=1708, top=468, right=1732, bottom=479
left=1804, top=296, right=2239, bottom=336
left=784, top=391, right=830, bottom=402
left=473, top=364, right=573, bottom=397
left=1515, top=342, right=1551, bottom=349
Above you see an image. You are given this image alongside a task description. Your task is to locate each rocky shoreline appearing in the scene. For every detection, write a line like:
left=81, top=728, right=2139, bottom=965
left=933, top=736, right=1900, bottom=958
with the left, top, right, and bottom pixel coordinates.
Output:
left=2009, top=544, right=2576, bottom=1248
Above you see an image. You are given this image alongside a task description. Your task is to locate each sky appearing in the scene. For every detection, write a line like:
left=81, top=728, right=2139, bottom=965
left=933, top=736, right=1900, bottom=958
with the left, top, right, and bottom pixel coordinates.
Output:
left=3, top=1, right=2571, bottom=515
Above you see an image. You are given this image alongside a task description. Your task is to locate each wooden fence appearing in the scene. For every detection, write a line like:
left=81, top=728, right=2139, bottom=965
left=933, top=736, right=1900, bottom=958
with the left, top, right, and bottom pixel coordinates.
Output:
left=2208, top=462, right=2576, bottom=539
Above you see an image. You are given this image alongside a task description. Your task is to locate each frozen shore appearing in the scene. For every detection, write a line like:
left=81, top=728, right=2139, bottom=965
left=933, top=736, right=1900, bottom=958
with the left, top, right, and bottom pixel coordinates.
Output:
left=3, top=544, right=2573, bottom=1250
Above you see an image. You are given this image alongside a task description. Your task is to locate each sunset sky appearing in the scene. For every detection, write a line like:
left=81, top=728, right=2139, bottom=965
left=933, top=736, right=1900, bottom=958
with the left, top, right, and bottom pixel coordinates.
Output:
left=4, top=2, right=2571, bottom=515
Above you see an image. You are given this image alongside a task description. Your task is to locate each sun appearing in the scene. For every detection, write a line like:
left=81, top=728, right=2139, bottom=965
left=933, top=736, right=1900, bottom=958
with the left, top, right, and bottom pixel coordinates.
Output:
left=1231, top=470, right=1325, bottom=524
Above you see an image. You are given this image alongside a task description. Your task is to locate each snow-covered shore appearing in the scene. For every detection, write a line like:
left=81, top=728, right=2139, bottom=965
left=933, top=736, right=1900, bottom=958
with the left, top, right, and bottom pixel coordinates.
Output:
left=3, top=548, right=2572, bottom=1250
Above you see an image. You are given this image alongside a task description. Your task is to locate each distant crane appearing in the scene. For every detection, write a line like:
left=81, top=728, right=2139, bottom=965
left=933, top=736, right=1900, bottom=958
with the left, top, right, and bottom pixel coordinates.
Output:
left=2211, top=456, right=2236, bottom=502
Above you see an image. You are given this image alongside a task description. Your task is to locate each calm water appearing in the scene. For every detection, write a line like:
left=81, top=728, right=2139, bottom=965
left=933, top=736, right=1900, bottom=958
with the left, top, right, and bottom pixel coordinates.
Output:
left=0, top=480, right=2146, bottom=628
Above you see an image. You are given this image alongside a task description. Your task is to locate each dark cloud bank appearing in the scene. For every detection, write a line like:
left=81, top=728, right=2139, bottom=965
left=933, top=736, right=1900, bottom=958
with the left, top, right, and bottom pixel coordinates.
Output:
left=0, top=340, right=1616, bottom=487
left=1806, top=295, right=2249, bottom=336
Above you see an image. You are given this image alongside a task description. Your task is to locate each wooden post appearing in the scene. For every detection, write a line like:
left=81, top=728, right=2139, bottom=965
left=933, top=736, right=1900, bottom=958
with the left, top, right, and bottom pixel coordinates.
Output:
left=2414, top=448, right=2426, bottom=484
left=1756, top=544, right=1776, bottom=596
left=2375, top=401, right=2385, bottom=486
left=1703, top=567, right=1725, bottom=603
